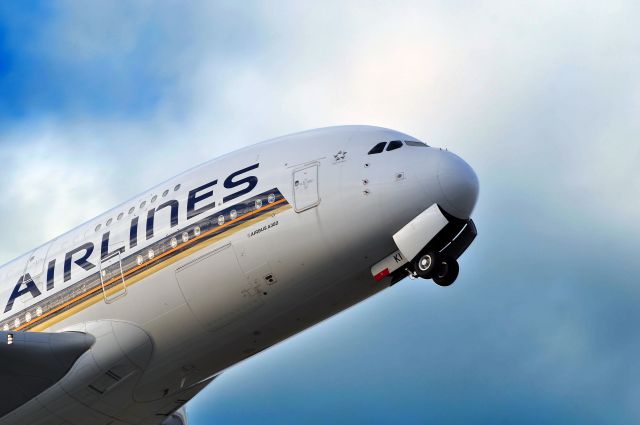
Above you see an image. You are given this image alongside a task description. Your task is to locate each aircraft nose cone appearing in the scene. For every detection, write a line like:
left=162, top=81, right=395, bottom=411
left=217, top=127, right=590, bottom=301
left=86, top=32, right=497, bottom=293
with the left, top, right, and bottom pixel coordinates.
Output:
left=437, top=151, right=479, bottom=219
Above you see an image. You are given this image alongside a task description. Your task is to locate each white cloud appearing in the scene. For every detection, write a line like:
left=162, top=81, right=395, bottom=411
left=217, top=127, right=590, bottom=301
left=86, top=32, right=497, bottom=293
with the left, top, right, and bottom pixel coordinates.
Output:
left=0, top=132, right=110, bottom=259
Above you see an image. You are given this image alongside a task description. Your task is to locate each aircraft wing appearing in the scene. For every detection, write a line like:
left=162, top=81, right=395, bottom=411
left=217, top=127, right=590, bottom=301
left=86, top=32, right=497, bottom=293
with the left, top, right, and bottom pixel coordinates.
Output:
left=0, top=331, right=95, bottom=417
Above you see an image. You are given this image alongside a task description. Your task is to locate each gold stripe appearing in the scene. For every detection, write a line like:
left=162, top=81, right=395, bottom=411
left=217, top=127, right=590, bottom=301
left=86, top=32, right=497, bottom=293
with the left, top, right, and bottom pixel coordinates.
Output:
left=23, top=201, right=290, bottom=332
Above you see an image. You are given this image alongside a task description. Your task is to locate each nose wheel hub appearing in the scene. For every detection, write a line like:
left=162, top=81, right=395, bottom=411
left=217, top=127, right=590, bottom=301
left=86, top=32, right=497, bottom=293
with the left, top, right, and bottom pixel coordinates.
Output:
left=412, top=251, right=459, bottom=286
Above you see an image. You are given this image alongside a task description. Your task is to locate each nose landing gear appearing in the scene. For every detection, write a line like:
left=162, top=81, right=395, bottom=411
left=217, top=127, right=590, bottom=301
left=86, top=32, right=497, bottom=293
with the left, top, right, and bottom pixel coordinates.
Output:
left=412, top=251, right=459, bottom=286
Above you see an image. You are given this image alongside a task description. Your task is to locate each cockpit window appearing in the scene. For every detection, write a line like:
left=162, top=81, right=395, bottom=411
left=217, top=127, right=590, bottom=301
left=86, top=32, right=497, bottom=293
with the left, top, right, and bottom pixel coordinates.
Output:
left=386, top=140, right=403, bottom=151
left=369, top=139, right=424, bottom=154
left=368, top=142, right=387, bottom=155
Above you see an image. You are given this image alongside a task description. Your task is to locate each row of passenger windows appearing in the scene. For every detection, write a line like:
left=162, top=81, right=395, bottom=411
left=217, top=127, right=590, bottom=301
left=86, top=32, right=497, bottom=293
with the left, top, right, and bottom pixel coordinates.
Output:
left=368, top=140, right=428, bottom=155
left=3, top=192, right=282, bottom=332
left=94, top=184, right=182, bottom=232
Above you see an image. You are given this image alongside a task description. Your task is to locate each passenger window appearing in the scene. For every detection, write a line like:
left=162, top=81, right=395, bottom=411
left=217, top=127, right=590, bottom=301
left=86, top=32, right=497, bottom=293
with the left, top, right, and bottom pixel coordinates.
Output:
left=405, top=140, right=428, bottom=147
left=387, top=140, right=403, bottom=151
left=368, top=142, right=386, bottom=155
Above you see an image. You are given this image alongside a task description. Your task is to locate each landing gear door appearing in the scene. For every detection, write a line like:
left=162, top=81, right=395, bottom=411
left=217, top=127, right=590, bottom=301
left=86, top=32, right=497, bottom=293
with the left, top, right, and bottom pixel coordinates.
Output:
left=292, top=163, right=320, bottom=212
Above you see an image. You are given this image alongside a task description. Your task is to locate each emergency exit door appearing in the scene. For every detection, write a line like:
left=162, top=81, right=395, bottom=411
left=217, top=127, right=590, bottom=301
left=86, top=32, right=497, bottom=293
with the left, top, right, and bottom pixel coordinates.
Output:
left=292, top=163, right=320, bottom=212
left=99, top=244, right=127, bottom=304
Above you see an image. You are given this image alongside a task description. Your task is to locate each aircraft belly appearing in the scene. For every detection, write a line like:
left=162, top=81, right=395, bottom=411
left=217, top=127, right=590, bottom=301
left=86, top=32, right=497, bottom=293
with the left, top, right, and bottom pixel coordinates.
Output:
left=147, top=266, right=385, bottom=395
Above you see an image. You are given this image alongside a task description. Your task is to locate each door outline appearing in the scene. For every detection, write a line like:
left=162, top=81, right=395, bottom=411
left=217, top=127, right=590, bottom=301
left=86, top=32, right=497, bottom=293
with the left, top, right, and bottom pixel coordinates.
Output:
left=292, top=163, right=320, bottom=212
left=176, top=243, right=263, bottom=332
left=99, top=248, right=127, bottom=304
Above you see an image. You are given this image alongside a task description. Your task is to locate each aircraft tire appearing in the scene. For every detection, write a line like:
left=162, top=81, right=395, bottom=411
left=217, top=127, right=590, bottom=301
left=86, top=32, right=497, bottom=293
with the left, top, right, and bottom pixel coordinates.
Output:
left=433, top=257, right=459, bottom=287
left=413, top=251, right=439, bottom=279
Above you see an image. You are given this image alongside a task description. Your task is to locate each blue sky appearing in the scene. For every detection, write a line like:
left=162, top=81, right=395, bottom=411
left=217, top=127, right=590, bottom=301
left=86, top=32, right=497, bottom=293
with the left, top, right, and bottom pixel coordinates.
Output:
left=1, top=1, right=640, bottom=423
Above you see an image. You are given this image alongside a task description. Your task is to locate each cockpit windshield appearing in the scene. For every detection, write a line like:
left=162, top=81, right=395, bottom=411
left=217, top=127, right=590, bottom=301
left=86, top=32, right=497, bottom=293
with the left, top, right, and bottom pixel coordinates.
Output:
left=368, top=142, right=387, bottom=155
left=368, top=139, right=428, bottom=155
left=386, top=140, right=403, bottom=151
left=405, top=140, right=428, bottom=147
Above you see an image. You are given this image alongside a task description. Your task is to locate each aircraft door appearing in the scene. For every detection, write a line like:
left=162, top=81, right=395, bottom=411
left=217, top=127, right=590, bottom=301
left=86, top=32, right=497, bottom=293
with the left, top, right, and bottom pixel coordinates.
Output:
left=99, top=241, right=127, bottom=304
left=176, top=244, right=261, bottom=332
left=292, top=163, right=320, bottom=212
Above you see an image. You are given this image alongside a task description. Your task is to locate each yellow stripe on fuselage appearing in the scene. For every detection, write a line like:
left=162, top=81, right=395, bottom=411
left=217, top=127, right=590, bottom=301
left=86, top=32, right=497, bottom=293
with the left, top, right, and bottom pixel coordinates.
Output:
left=25, top=201, right=291, bottom=332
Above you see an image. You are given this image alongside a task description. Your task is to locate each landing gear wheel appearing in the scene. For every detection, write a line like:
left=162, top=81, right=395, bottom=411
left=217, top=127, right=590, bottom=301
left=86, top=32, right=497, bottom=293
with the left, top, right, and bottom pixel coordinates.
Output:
left=433, top=257, right=459, bottom=287
left=413, top=251, right=439, bottom=279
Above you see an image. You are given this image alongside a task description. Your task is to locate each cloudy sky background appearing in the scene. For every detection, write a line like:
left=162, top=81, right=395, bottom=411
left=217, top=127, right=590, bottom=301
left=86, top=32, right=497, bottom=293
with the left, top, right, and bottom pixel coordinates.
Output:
left=1, top=1, right=640, bottom=423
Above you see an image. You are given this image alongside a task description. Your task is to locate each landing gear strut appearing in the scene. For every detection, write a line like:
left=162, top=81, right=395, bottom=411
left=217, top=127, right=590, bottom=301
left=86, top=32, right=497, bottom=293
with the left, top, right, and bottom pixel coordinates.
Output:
left=412, top=251, right=459, bottom=286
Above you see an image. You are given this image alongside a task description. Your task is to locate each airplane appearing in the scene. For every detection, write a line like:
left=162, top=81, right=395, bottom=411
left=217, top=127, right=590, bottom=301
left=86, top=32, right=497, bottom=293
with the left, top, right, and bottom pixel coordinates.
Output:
left=0, top=125, right=478, bottom=425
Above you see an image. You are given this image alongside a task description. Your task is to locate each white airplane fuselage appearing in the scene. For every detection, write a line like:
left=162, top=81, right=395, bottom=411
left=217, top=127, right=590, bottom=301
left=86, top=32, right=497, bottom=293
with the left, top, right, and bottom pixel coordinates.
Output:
left=0, top=126, right=478, bottom=425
